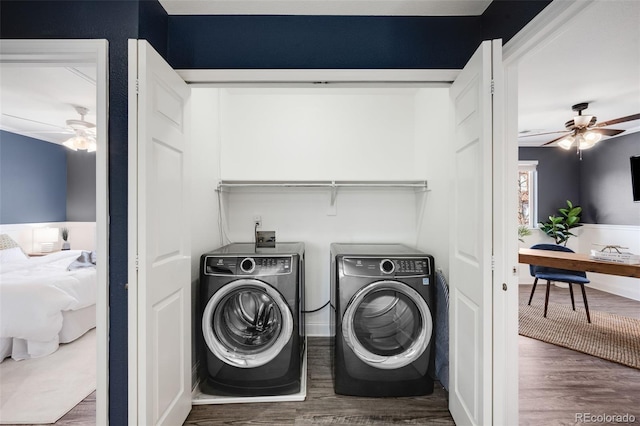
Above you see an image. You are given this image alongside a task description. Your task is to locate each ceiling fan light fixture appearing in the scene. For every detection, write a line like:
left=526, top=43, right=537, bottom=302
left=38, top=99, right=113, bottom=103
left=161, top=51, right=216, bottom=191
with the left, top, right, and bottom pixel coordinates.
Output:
left=558, top=136, right=574, bottom=150
left=61, top=106, right=97, bottom=152
left=536, top=103, right=639, bottom=153
left=62, top=137, right=79, bottom=151
left=579, top=131, right=602, bottom=150
left=584, top=131, right=602, bottom=143
left=63, top=131, right=96, bottom=152
left=573, top=115, right=593, bottom=128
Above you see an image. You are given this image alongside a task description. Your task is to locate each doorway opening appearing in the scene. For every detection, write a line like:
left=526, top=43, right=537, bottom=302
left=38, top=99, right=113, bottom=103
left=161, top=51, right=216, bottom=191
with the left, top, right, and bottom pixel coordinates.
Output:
left=0, top=39, right=109, bottom=425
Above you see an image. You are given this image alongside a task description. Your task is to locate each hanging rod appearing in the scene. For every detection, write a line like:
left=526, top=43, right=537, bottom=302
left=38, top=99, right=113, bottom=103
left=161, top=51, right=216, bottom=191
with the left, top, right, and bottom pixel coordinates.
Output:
left=216, top=180, right=428, bottom=191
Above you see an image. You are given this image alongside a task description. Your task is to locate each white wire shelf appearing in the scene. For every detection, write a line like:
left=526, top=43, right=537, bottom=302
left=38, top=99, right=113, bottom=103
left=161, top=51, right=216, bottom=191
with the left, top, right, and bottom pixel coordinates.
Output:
left=216, top=180, right=428, bottom=190
left=216, top=180, right=428, bottom=210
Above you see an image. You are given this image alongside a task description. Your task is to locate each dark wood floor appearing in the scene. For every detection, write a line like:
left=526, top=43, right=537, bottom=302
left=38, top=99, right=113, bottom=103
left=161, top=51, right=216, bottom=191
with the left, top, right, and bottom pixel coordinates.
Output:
left=185, top=338, right=453, bottom=425
left=519, top=283, right=640, bottom=426
left=39, top=284, right=640, bottom=425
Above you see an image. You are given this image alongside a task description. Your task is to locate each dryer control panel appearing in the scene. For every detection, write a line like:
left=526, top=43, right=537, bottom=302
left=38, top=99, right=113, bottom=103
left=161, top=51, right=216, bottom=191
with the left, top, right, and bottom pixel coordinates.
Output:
left=342, top=257, right=431, bottom=277
left=203, top=255, right=292, bottom=276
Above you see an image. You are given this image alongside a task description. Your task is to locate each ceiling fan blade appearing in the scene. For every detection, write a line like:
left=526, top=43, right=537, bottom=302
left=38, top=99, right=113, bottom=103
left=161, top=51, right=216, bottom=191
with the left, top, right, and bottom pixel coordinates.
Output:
left=590, top=128, right=625, bottom=137
left=519, top=130, right=570, bottom=138
left=542, top=134, right=573, bottom=146
left=23, top=129, right=74, bottom=134
left=595, top=113, right=640, bottom=127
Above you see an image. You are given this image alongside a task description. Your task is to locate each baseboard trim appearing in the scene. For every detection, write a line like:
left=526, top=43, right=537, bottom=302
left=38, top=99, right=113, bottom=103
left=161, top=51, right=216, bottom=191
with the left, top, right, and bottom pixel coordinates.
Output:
left=306, top=322, right=331, bottom=337
left=589, top=279, right=640, bottom=302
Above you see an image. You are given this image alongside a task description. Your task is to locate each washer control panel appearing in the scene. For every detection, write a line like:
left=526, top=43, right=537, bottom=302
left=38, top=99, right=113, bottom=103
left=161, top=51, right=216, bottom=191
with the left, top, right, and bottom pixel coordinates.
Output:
left=342, top=257, right=431, bottom=277
left=204, top=255, right=292, bottom=276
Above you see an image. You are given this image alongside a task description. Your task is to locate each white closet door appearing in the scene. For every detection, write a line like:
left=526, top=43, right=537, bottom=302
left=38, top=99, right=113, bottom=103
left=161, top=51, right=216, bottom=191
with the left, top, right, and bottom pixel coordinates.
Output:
left=449, top=39, right=502, bottom=426
left=129, top=39, right=192, bottom=426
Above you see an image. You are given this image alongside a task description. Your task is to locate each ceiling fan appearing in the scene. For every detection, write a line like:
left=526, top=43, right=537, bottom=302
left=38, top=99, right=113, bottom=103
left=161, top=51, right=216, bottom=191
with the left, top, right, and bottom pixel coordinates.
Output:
left=62, top=106, right=96, bottom=152
left=521, top=103, right=640, bottom=153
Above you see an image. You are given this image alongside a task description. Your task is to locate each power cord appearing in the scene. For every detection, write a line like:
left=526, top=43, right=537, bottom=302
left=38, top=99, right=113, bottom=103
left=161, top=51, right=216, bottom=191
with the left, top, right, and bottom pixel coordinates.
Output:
left=303, top=300, right=334, bottom=313
left=217, top=190, right=231, bottom=245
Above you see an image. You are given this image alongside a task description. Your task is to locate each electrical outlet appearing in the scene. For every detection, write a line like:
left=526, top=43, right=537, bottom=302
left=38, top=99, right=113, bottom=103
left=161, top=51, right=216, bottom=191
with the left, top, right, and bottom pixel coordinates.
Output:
left=253, top=215, right=262, bottom=228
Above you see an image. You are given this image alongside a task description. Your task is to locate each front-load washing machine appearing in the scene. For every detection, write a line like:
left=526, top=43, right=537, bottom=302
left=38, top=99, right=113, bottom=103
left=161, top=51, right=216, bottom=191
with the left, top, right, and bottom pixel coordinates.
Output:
left=199, top=242, right=305, bottom=396
left=330, top=243, right=435, bottom=397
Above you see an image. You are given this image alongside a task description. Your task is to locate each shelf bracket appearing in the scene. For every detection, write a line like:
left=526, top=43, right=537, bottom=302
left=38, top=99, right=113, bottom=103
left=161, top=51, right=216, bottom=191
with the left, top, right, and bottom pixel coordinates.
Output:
left=330, top=181, right=338, bottom=207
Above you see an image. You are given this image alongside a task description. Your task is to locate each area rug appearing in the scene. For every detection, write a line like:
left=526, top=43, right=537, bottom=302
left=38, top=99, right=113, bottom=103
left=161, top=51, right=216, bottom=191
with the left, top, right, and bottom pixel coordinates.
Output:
left=519, top=303, right=640, bottom=370
left=0, top=329, right=96, bottom=424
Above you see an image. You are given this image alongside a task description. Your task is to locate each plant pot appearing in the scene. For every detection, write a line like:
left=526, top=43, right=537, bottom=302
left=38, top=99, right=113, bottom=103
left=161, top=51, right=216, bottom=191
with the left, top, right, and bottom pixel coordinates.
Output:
left=62, top=241, right=70, bottom=250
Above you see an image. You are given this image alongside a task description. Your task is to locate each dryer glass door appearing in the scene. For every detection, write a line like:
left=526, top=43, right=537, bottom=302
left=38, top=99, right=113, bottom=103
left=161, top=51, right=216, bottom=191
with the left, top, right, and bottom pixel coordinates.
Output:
left=343, top=280, right=432, bottom=369
left=202, top=279, right=293, bottom=368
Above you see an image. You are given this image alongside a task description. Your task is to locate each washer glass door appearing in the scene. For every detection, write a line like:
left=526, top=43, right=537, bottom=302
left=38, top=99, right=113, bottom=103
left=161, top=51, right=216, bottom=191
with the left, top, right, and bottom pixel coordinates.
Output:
left=202, top=279, right=293, bottom=368
left=342, top=280, right=432, bottom=369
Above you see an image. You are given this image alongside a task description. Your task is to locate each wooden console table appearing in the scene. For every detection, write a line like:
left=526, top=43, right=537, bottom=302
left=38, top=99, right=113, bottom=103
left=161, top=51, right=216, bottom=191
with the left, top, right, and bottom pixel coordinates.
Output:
left=518, top=248, right=640, bottom=279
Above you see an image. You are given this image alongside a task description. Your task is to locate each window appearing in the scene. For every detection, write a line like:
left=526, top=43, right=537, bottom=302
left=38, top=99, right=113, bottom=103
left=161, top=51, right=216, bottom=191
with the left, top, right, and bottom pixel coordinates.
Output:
left=518, top=161, right=538, bottom=228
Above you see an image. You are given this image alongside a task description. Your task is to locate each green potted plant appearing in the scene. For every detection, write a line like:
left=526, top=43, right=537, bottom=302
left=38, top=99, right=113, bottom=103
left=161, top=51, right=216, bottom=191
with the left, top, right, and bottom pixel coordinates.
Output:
left=518, top=225, right=532, bottom=243
left=538, top=200, right=582, bottom=246
left=61, top=227, right=70, bottom=250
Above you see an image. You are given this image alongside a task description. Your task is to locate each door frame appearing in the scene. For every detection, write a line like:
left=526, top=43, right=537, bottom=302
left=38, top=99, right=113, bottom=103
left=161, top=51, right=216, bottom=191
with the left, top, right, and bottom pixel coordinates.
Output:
left=0, top=39, right=109, bottom=426
left=125, top=1, right=589, bottom=419
left=495, top=1, right=599, bottom=424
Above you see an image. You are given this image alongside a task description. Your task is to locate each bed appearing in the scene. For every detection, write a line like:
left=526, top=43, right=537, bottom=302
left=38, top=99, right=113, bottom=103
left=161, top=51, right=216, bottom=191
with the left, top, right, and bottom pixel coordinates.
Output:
left=0, top=236, right=97, bottom=362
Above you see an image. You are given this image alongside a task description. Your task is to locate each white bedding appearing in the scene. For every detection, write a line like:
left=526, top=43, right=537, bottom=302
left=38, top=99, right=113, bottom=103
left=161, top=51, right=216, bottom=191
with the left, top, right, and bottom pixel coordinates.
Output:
left=0, top=250, right=97, bottom=361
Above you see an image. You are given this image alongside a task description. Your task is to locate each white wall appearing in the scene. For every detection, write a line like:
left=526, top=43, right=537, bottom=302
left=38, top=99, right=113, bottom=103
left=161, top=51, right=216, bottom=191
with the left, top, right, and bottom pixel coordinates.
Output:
left=578, top=224, right=640, bottom=301
left=518, top=224, right=640, bottom=302
left=413, top=88, right=452, bottom=279
left=0, top=221, right=96, bottom=253
left=189, top=88, right=223, bottom=375
left=216, top=87, right=452, bottom=335
left=190, top=88, right=223, bottom=271
left=220, top=88, right=419, bottom=180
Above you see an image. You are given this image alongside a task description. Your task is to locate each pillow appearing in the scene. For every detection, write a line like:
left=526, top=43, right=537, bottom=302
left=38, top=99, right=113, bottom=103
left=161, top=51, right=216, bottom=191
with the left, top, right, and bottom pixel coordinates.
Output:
left=0, top=247, right=29, bottom=263
left=0, top=234, right=21, bottom=250
left=67, top=251, right=97, bottom=271
left=0, top=234, right=28, bottom=263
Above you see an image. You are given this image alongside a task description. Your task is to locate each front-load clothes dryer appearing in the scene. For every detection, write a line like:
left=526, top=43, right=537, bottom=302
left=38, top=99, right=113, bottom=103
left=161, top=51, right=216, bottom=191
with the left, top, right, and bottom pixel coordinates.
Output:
left=199, top=242, right=305, bottom=397
left=330, top=243, right=435, bottom=397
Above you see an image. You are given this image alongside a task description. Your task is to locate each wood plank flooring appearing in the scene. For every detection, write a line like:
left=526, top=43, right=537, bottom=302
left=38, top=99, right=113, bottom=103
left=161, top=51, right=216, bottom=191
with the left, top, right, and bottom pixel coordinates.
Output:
left=185, top=338, right=453, bottom=425
left=29, top=284, right=640, bottom=425
left=519, top=284, right=640, bottom=426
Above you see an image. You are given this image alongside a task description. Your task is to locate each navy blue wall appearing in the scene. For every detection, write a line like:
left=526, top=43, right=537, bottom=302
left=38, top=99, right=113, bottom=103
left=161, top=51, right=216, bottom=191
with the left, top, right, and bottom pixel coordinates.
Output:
left=0, top=2, right=147, bottom=423
left=1, top=0, right=551, bottom=421
left=481, top=0, right=553, bottom=42
left=580, top=132, right=640, bottom=225
left=0, top=131, right=67, bottom=224
left=168, top=15, right=481, bottom=69
left=166, top=2, right=552, bottom=69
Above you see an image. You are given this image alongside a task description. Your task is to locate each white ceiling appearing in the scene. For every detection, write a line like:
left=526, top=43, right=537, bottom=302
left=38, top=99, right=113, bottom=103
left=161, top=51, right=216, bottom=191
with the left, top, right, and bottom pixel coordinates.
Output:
left=517, top=0, right=640, bottom=147
left=0, top=65, right=97, bottom=145
left=1, top=0, right=638, bottom=148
